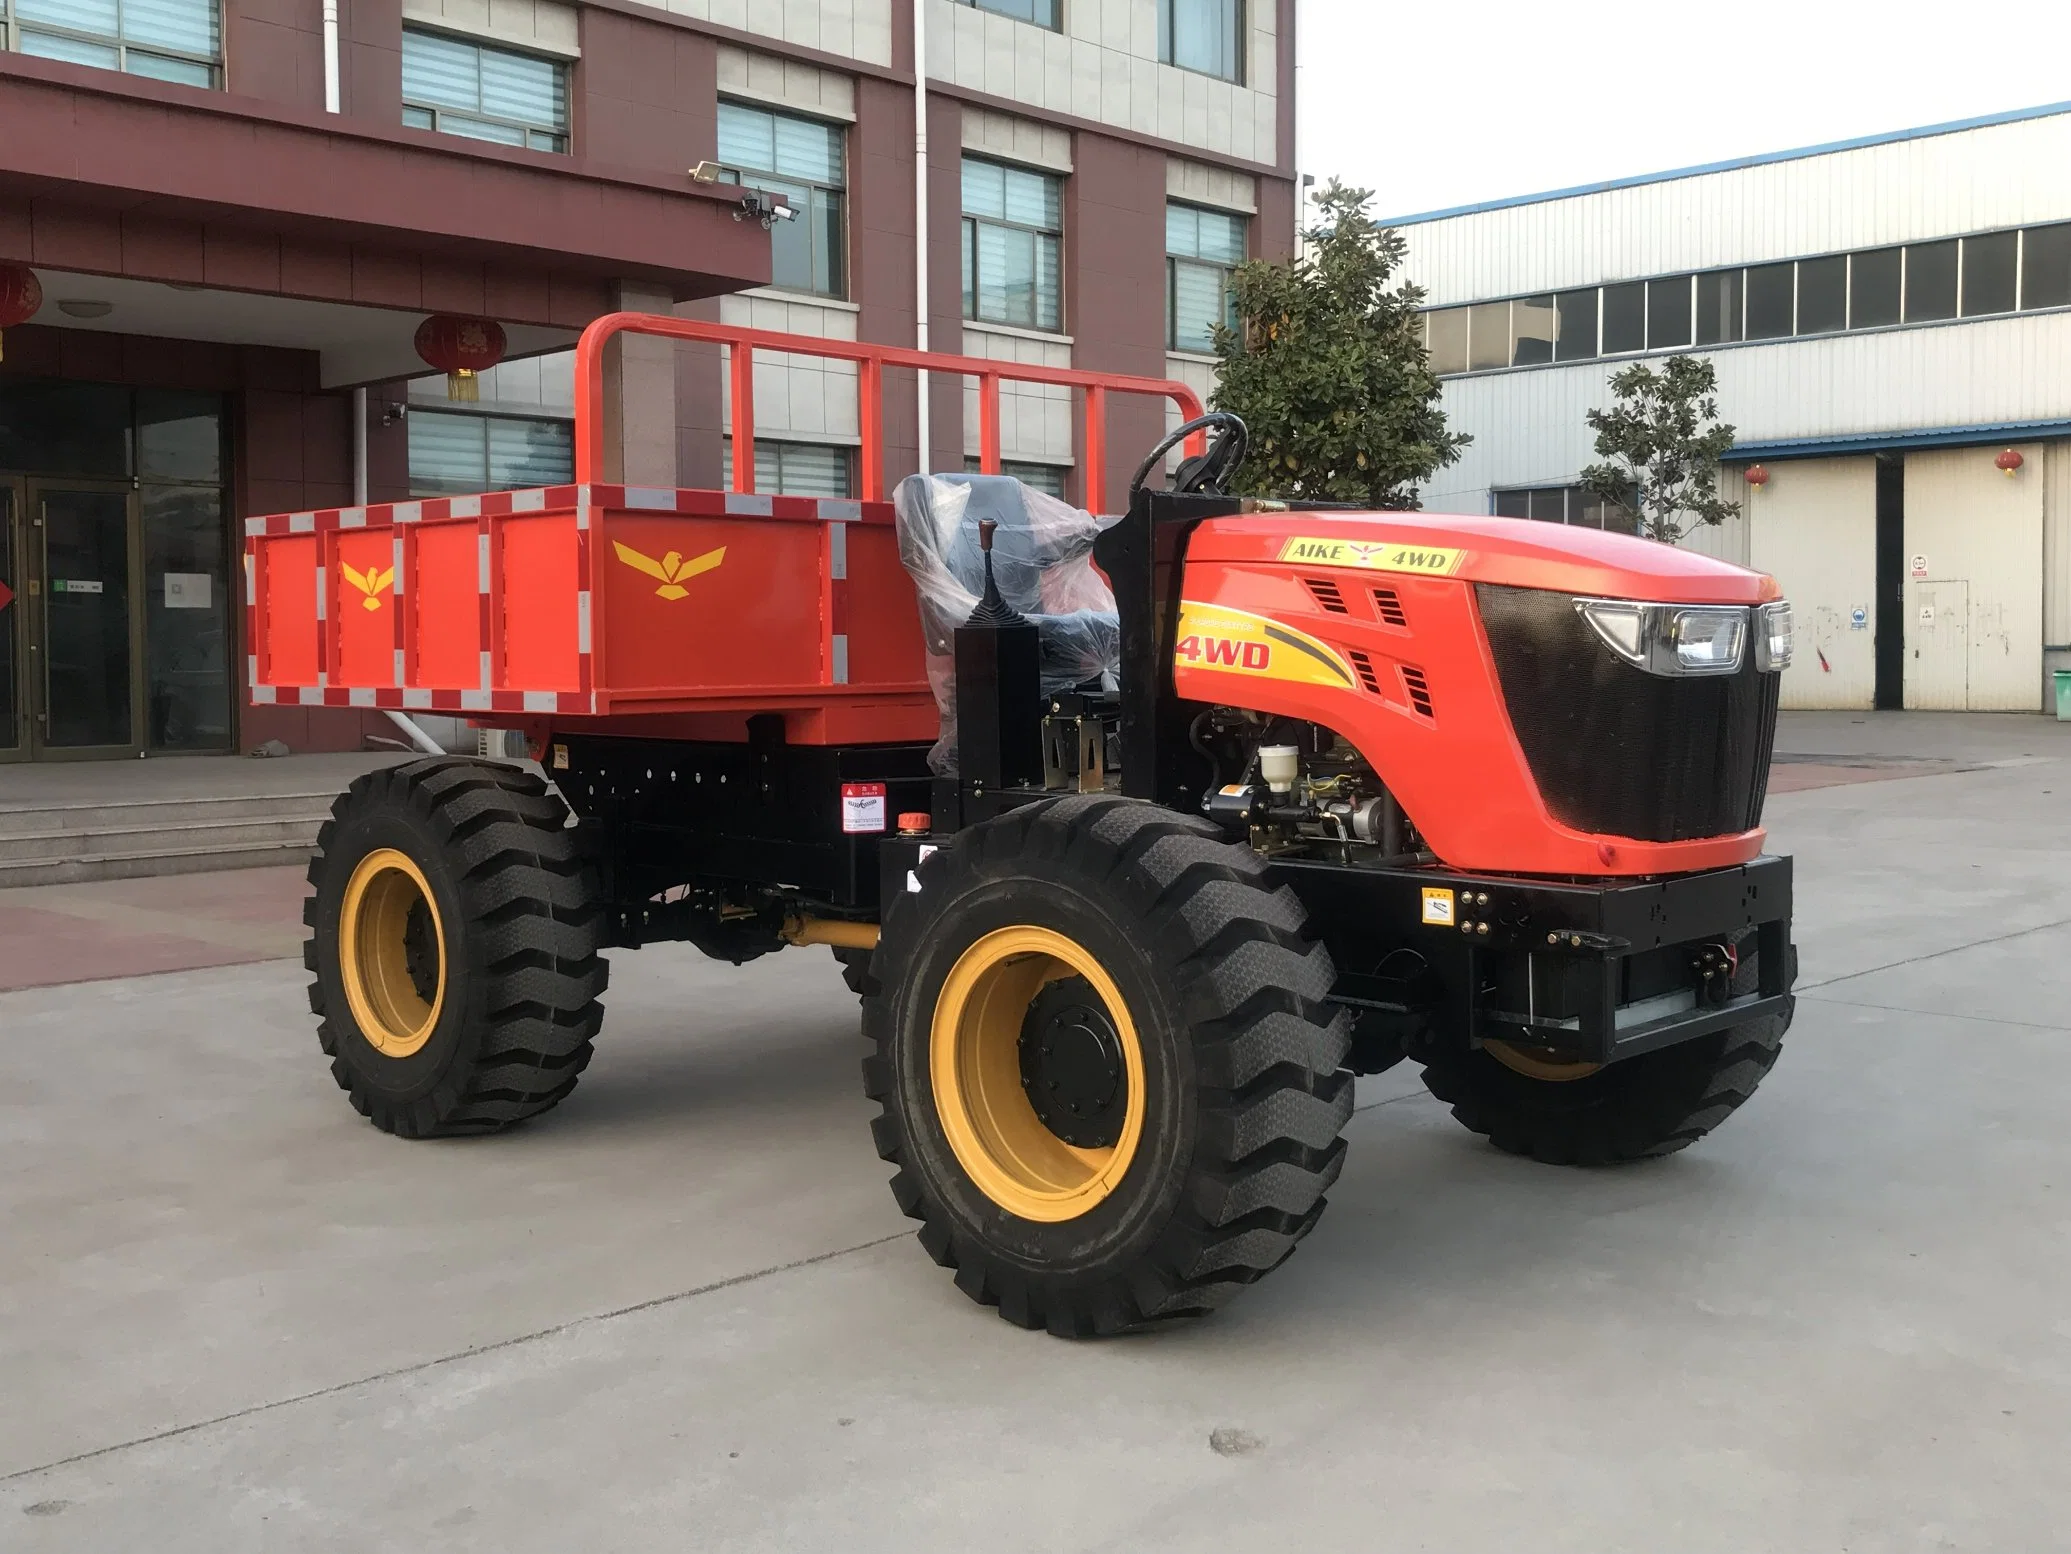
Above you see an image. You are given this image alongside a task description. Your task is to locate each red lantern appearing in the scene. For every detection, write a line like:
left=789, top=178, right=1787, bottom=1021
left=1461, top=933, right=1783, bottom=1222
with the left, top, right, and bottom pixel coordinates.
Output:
left=1745, top=464, right=1770, bottom=488
left=1995, top=447, right=2024, bottom=477
left=413, top=314, right=507, bottom=402
left=0, top=264, right=43, bottom=362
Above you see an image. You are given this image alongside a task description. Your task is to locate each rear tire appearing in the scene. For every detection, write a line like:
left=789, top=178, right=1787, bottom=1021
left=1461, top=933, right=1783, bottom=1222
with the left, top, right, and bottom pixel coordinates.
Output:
left=1419, top=949, right=1792, bottom=1165
left=304, top=758, right=608, bottom=1137
left=863, top=795, right=1352, bottom=1336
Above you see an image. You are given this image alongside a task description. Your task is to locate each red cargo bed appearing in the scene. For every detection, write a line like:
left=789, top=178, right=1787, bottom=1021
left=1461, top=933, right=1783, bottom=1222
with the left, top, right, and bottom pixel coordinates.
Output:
left=243, top=312, right=1205, bottom=744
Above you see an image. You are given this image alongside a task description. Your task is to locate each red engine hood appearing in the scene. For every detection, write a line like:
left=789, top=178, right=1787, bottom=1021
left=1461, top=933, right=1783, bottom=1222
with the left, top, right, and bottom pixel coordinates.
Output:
left=1188, top=509, right=1778, bottom=606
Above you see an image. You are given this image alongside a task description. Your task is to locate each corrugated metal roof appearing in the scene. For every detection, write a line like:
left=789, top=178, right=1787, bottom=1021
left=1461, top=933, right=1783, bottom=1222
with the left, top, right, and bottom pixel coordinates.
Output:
left=1727, top=419, right=2071, bottom=461
left=1381, top=100, right=2071, bottom=228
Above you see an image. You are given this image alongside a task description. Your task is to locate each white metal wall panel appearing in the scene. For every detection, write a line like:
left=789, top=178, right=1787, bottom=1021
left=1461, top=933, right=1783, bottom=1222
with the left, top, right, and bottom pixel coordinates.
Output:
left=1747, top=458, right=1877, bottom=709
left=1903, top=444, right=2046, bottom=711
left=2047, top=443, right=2071, bottom=679
left=1417, top=312, right=2071, bottom=516
left=1398, top=110, right=2071, bottom=303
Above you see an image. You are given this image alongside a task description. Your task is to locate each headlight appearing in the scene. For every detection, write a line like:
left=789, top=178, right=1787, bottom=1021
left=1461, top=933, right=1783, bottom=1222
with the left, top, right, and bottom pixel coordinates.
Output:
left=1670, top=608, right=1747, bottom=674
left=1576, top=599, right=1749, bottom=678
left=1754, top=600, right=1793, bottom=672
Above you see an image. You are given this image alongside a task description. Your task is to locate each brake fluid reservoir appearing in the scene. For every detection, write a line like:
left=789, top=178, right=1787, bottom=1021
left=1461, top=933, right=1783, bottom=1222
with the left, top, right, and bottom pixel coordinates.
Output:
left=1258, top=745, right=1300, bottom=794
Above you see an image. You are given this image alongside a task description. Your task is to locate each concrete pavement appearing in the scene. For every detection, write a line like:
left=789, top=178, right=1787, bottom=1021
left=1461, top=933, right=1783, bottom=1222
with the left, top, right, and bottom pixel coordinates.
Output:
left=4, top=711, right=2069, bottom=1551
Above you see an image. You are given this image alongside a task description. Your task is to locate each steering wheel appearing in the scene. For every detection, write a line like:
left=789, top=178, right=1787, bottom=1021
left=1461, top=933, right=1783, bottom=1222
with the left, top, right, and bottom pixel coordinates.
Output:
left=1126, top=412, right=1249, bottom=508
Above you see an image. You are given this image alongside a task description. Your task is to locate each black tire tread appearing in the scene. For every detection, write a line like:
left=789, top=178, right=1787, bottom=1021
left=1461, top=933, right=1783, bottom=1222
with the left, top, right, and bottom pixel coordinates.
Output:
left=863, top=795, right=1353, bottom=1336
left=307, top=757, right=607, bottom=1137
left=1421, top=999, right=1790, bottom=1167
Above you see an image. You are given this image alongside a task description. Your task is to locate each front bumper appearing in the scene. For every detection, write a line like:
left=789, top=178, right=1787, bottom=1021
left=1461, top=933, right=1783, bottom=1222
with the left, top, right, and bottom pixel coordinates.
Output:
left=1266, top=853, right=1794, bottom=1067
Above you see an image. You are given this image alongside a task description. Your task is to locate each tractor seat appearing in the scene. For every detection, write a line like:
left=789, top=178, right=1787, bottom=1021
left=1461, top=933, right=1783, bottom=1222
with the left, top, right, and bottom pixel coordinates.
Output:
left=891, top=473, right=1121, bottom=773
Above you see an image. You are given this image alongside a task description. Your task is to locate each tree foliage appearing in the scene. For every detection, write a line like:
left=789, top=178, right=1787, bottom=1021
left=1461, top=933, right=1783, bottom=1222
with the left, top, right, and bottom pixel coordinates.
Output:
left=1210, top=180, right=1465, bottom=508
left=1580, top=356, right=1739, bottom=543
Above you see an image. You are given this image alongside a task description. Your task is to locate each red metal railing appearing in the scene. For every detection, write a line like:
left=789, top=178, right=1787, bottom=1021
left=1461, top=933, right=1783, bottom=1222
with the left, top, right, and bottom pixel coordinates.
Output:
left=572, top=312, right=1208, bottom=512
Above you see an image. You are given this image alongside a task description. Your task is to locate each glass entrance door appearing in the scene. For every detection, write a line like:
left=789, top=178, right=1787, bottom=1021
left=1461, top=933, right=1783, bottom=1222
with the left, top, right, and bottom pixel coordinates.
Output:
left=0, top=482, right=21, bottom=758
left=29, top=483, right=140, bottom=757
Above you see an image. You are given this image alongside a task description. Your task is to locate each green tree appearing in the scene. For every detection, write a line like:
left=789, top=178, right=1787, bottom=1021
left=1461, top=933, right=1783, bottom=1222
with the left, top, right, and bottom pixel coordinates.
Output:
left=1210, top=180, right=1465, bottom=508
left=1580, top=355, right=1739, bottom=543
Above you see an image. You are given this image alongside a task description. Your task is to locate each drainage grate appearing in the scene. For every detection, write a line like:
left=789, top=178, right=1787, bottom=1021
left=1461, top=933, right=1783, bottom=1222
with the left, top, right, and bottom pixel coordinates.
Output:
left=1345, top=648, right=1384, bottom=695
left=1401, top=665, right=1435, bottom=719
left=1370, top=586, right=1408, bottom=627
left=1305, top=577, right=1349, bottom=614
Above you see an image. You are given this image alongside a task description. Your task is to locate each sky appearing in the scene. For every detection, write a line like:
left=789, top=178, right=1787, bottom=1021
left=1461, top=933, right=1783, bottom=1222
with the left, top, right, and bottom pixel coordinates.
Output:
left=1297, top=0, right=2071, bottom=223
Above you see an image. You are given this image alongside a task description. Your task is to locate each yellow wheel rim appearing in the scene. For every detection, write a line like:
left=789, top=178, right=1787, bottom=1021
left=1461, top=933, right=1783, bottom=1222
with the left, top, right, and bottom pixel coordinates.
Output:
left=338, top=848, right=447, bottom=1059
left=1483, top=1038, right=1602, bottom=1082
left=930, top=926, right=1146, bottom=1223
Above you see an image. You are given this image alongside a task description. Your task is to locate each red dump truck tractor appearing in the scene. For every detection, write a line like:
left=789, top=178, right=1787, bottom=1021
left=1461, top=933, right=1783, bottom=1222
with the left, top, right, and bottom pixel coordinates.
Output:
left=251, top=313, right=1796, bottom=1336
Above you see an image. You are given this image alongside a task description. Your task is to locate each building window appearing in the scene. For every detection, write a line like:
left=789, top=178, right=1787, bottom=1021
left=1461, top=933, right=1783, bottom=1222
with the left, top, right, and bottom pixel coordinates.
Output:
left=401, top=28, right=567, bottom=153
left=1797, top=255, right=1847, bottom=335
left=1647, top=276, right=1692, bottom=349
left=1166, top=203, right=1247, bottom=353
left=1849, top=248, right=1901, bottom=328
left=409, top=410, right=574, bottom=495
left=1961, top=230, right=2017, bottom=317
left=1695, top=270, right=1742, bottom=345
left=1741, top=263, right=1791, bottom=339
left=962, top=158, right=1063, bottom=332
left=2025, top=224, right=2071, bottom=312
left=6, top=0, right=219, bottom=86
left=954, top=0, right=1059, bottom=26
left=723, top=439, right=855, bottom=498
left=1554, top=289, right=1597, bottom=361
left=1424, top=215, right=2071, bottom=378
left=1903, top=239, right=1957, bottom=322
left=1159, top=0, right=1242, bottom=82
left=1493, top=484, right=1637, bottom=535
left=717, top=102, right=847, bottom=299
left=1511, top=295, right=1555, bottom=364
left=1601, top=282, right=1644, bottom=354
left=965, top=458, right=1070, bottom=500
left=1425, top=307, right=1468, bottom=375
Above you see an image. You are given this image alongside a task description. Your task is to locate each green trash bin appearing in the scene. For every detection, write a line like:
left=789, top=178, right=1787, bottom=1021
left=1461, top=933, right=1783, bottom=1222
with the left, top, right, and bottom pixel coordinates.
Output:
left=2058, top=668, right=2071, bottom=721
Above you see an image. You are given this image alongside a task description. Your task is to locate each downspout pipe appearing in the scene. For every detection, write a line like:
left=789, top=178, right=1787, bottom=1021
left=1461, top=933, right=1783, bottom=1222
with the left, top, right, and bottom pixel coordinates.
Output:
left=913, top=0, right=931, bottom=475
left=322, top=0, right=341, bottom=113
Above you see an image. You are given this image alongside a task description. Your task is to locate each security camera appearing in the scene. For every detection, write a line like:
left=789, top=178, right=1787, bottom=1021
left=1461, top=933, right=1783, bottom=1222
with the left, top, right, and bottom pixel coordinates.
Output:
left=732, top=189, right=796, bottom=230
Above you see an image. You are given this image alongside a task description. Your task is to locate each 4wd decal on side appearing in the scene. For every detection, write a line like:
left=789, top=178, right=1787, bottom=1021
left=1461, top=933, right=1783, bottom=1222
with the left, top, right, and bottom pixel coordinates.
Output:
left=1276, top=536, right=1466, bottom=576
left=1173, top=602, right=1355, bottom=689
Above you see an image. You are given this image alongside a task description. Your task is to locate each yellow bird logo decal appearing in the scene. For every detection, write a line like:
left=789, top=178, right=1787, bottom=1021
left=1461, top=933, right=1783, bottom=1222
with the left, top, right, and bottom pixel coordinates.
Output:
left=341, top=562, right=396, bottom=611
left=613, top=541, right=726, bottom=600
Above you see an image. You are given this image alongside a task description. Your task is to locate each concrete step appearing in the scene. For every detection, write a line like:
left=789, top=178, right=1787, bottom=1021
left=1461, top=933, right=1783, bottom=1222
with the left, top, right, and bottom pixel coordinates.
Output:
left=0, top=790, right=340, bottom=886
left=0, top=814, right=332, bottom=863
left=0, top=837, right=319, bottom=888
left=0, top=790, right=341, bottom=836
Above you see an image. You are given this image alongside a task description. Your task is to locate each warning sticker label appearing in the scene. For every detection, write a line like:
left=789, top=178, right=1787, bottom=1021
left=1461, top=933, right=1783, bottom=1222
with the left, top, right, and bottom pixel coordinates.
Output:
left=841, top=782, right=888, bottom=835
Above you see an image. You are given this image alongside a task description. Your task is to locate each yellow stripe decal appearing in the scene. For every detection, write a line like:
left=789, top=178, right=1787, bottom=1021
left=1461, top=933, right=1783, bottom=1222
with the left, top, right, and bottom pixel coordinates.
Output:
left=1277, top=536, right=1466, bottom=576
left=1174, top=602, right=1354, bottom=689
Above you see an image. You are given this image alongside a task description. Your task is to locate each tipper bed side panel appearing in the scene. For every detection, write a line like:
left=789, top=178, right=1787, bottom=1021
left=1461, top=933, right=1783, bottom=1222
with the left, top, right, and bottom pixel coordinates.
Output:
left=598, top=512, right=825, bottom=693
left=244, top=486, right=933, bottom=727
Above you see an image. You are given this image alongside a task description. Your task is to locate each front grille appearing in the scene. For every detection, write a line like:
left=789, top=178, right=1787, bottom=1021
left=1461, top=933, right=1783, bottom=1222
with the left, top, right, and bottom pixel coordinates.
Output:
left=1475, top=584, right=1780, bottom=843
left=1345, top=648, right=1384, bottom=695
left=1370, top=587, right=1408, bottom=627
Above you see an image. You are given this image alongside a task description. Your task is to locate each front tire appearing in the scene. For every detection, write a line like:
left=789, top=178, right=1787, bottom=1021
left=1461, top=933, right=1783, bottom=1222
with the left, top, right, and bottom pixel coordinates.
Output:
left=862, top=796, right=1353, bottom=1336
left=1419, top=948, right=1793, bottom=1165
left=304, top=758, right=608, bottom=1137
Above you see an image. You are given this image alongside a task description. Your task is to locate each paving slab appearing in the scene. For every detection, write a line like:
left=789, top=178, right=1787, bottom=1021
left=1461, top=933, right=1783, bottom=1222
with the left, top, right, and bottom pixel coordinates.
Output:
left=2, top=712, right=2068, bottom=1551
